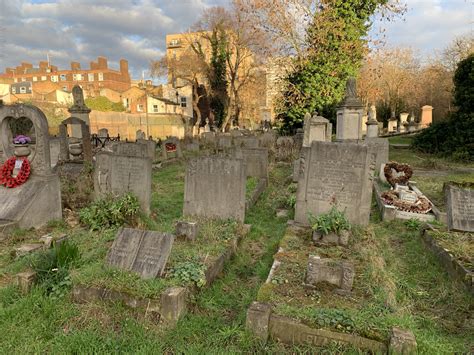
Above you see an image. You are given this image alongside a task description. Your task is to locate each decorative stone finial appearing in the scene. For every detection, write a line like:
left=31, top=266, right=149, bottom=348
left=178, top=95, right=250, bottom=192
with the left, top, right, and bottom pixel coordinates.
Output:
left=339, top=77, right=363, bottom=108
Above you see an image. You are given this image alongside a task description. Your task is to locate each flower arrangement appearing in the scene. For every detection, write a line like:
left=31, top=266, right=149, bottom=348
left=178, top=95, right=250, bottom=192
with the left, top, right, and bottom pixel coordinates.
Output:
left=0, top=156, right=31, bottom=188
left=13, top=135, right=31, bottom=144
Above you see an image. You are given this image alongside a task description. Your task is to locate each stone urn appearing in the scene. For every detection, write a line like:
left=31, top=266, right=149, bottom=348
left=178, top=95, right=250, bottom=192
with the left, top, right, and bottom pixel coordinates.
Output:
left=312, top=229, right=350, bottom=247
left=69, top=143, right=83, bottom=157
left=13, top=144, right=31, bottom=158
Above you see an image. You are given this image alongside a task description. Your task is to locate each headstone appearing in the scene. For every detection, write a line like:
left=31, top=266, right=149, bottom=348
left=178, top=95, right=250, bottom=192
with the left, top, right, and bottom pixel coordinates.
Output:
left=185, top=142, right=200, bottom=152
left=303, top=112, right=332, bottom=147
left=106, top=228, right=174, bottom=279
left=94, top=152, right=152, bottom=214
left=136, top=129, right=146, bottom=140
left=305, top=255, right=354, bottom=294
left=294, top=141, right=375, bottom=226
left=399, top=112, right=409, bottom=132
left=336, top=77, right=364, bottom=141
left=58, top=116, right=92, bottom=163
left=234, top=136, right=259, bottom=148
left=200, top=132, right=216, bottom=147
left=175, top=221, right=199, bottom=241
left=389, top=327, right=417, bottom=354
left=387, top=118, right=397, bottom=133
left=365, top=138, right=389, bottom=172
left=183, top=157, right=246, bottom=222
left=137, top=139, right=156, bottom=161
left=420, top=105, right=433, bottom=128
left=445, top=183, right=474, bottom=232
left=112, top=141, right=149, bottom=158
left=97, top=128, right=108, bottom=138
left=217, top=135, right=232, bottom=150
left=0, top=104, right=62, bottom=230
left=258, top=131, right=276, bottom=148
left=162, top=137, right=183, bottom=160
left=234, top=147, right=268, bottom=180
left=68, top=85, right=91, bottom=138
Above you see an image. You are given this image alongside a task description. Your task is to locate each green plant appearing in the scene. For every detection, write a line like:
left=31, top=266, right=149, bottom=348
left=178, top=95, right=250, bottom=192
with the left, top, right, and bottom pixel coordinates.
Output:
left=169, top=261, right=206, bottom=288
left=404, top=218, right=422, bottom=230
left=286, top=194, right=296, bottom=209
left=309, top=207, right=351, bottom=235
left=84, top=96, right=125, bottom=112
left=29, top=240, right=80, bottom=298
left=311, top=309, right=355, bottom=333
left=79, top=193, right=140, bottom=230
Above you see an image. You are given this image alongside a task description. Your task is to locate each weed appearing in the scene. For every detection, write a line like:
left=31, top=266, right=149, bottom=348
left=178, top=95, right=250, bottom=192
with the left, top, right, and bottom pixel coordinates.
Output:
left=169, top=261, right=206, bottom=288
left=309, top=206, right=351, bottom=235
left=404, top=218, right=421, bottom=230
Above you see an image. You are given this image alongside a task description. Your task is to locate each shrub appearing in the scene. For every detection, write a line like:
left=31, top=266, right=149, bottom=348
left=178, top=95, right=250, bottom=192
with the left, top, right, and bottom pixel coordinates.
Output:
left=169, top=261, right=206, bottom=288
left=79, top=193, right=140, bottom=230
left=84, top=96, right=125, bottom=112
left=309, top=206, right=351, bottom=235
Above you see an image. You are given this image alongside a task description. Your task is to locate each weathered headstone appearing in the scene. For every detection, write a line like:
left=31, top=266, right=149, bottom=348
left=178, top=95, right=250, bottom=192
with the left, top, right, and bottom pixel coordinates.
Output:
left=303, top=112, right=332, bottom=147
left=58, top=116, right=92, bottom=163
left=234, top=136, right=259, bottom=149
left=106, top=228, right=174, bottom=279
left=68, top=85, right=91, bottom=138
left=295, top=141, right=375, bottom=226
left=0, top=104, right=62, bottom=230
left=234, top=147, right=268, bottom=180
left=94, top=152, right=152, bottom=214
left=305, top=255, right=354, bottom=294
left=445, top=183, right=474, bottom=232
left=183, top=157, right=246, bottom=222
left=136, top=129, right=146, bottom=140
left=336, top=77, right=364, bottom=141
left=175, top=221, right=199, bottom=241
left=97, top=128, right=108, bottom=138
left=162, top=137, right=183, bottom=160
left=365, top=138, right=389, bottom=172
left=217, top=135, right=233, bottom=150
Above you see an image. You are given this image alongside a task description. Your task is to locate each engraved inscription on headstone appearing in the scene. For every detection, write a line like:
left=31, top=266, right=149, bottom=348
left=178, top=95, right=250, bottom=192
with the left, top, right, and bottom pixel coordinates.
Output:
left=106, top=228, right=174, bottom=279
left=183, top=157, right=246, bottom=222
left=445, top=184, right=474, bottom=232
left=295, top=141, right=375, bottom=226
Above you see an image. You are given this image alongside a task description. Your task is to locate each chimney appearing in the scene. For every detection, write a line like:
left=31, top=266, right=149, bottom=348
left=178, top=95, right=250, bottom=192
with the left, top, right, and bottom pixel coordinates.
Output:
left=71, top=61, right=81, bottom=70
left=90, top=61, right=98, bottom=70
left=97, top=56, right=108, bottom=69
left=119, top=59, right=129, bottom=74
left=39, top=61, right=48, bottom=70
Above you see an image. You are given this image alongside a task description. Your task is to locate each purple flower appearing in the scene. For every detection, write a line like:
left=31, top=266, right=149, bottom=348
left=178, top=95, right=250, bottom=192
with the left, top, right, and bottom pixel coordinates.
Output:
left=13, top=135, right=31, bottom=144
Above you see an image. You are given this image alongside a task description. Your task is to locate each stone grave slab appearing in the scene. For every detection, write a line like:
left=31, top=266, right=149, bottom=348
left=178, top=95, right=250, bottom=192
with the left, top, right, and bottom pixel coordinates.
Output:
left=295, top=141, right=375, bottom=226
left=183, top=156, right=246, bottom=222
left=445, top=184, right=474, bottom=232
left=94, top=152, right=152, bottom=214
left=305, top=255, right=354, bottom=294
left=106, top=228, right=174, bottom=279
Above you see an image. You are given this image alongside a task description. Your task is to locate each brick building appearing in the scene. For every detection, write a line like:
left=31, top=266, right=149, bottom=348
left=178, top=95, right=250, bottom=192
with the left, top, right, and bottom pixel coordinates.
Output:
left=1, top=56, right=131, bottom=95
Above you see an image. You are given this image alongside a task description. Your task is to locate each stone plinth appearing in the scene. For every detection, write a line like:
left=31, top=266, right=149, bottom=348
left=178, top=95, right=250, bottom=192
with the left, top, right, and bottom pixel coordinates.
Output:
left=303, top=112, right=332, bottom=147
left=336, top=78, right=364, bottom=141
left=388, top=119, right=397, bottom=133
left=420, top=105, right=433, bottom=128
left=305, top=255, right=354, bottom=294
left=175, top=221, right=199, bottom=241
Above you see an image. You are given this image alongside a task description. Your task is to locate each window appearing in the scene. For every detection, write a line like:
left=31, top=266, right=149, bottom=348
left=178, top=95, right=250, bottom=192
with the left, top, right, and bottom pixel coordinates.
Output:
left=51, top=75, right=58, bottom=82
left=20, top=87, right=26, bottom=94
left=11, top=87, right=16, bottom=94
left=14, top=78, right=18, bottom=83
left=98, top=72, right=104, bottom=81
left=180, top=97, right=187, bottom=108
left=88, top=73, right=94, bottom=81
left=153, top=104, right=158, bottom=113
left=60, top=74, right=67, bottom=81
left=72, top=73, right=83, bottom=81
left=137, top=104, right=143, bottom=112
left=33, top=76, right=37, bottom=82
left=21, top=77, right=26, bottom=82
left=41, top=76, right=47, bottom=81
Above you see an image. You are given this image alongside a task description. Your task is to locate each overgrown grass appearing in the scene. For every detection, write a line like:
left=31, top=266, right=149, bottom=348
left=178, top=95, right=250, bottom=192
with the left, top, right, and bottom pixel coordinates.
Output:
left=388, top=135, right=415, bottom=145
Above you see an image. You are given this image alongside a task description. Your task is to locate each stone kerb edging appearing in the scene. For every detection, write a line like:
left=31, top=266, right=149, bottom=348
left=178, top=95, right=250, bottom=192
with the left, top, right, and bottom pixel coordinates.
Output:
left=245, top=178, right=267, bottom=211
left=72, top=224, right=251, bottom=326
left=420, top=225, right=474, bottom=296
left=373, top=182, right=443, bottom=222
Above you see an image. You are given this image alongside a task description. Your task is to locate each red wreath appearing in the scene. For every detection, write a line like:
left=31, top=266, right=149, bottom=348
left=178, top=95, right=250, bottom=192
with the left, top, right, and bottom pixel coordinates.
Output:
left=165, top=142, right=177, bottom=152
left=0, top=157, right=31, bottom=188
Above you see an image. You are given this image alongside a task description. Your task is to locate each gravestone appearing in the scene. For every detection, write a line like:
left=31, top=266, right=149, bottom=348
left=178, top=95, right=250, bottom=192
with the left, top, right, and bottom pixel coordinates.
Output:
left=112, top=141, right=149, bottom=158
left=217, top=135, right=233, bottom=150
left=303, top=112, right=332, bottom=147
left=305, top=255, right=354, bottom=294
left=0, top=103, right=62, bottom=230
left=183, top=157, right=246, bottom=222
left=294, top=141, right=375, bottom=226
left=162, top=137, right=183, bottom=160
left=445, top=183, right=474, bottom=232
left=365, top=105, right=379, bottom=138
left=365, top=138, right=389, bottom=172
left=136, top=129, right=146, bottom=140
left=234, top=136, right=259, bottom=148
left=97, top=128, right=108, bottom=138
left=234, top=147, right=268, bottom=180
left=137, top=139, right=156, bottom=161
left=258, top=131, right=276, bottom=148
left=68, top=85, right=91, bottom=138
left=94, top=152, right=152, bottom=214
left=336, top=78, right=364, bottom=141
left=58, top=116, right=92, bottom=163
left=106, top=228, right=174, bottom=279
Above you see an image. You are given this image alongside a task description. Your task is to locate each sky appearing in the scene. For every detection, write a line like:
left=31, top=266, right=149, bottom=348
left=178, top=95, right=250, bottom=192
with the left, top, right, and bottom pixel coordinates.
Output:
left=0, top=0, right=471, bottom=79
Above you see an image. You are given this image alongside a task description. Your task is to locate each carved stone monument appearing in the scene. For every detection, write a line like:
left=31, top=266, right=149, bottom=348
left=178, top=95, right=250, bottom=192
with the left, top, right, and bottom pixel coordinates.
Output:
left=445, top=183, right=474, bottom=232
left=303, top=112, right=332, bottom=147
left=294, top=141, right=375, bottom=226
left=106, top=227, right=174, bottom=279
left=58, top=116, right=92, bottom=163
left=336, top=78, right=364, bottom=141
left=68, top=85, right=91, bottom=138
left=365, top=105, right=379, bottom=138
left=305, top=255, right=354, bottom=294
left=0, top=103, right=62, bottom=231
left=183, top=157, right=246, bottom=222
left=94, top=152, right=152, bottom=214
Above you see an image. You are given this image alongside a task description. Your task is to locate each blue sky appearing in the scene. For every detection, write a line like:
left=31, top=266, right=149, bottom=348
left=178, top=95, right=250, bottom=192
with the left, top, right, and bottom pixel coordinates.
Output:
left=0, top=0, right=471, bottom=79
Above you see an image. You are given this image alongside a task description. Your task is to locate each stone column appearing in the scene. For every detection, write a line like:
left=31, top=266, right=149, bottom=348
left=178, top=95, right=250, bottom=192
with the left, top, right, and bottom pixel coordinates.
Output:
left=399, top=112, right=409, bottom=132
left=420, top=105, right=433, bottom=127
left=336, top=77, right=364, bottom=142
left=68, top=85, right=91, bottom=138
left=365, top=105, right=379, bottom=138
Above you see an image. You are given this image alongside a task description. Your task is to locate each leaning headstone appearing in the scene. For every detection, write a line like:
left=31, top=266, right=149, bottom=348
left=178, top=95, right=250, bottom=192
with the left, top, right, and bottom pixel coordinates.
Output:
left=294, top=141, right=375, bottom=226
left=234, top=147, right=268, bottom=180
left=305, top=255, right=354, bottom=295
left=94, top=152, right=152, bottom=214
left=106, top=228, right=174, bottom=279
left=183, top=157, right=246, bottom=222
left=445, top=183, right=474, bottom=232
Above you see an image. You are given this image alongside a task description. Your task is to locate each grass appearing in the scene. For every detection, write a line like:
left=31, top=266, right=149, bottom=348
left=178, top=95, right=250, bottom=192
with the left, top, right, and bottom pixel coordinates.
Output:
left=388, top=136, right=415, bottom=145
